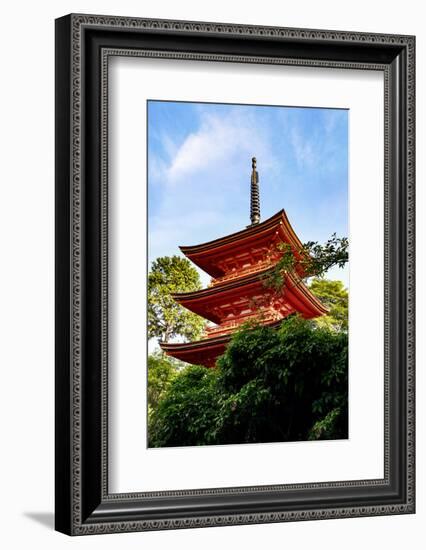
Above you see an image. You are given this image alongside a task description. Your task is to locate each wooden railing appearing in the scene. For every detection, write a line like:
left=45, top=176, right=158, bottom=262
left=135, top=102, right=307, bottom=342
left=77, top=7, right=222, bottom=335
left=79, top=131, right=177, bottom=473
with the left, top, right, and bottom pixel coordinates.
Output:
left=205, top=310, right=281, bottom=338
left=209, top=257, right=279, bottom=287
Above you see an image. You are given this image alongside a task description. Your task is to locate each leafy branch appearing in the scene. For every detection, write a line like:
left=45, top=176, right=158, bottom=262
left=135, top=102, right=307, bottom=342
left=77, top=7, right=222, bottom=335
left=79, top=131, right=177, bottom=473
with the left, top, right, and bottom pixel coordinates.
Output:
left=264, top=234, right=348, bottom=292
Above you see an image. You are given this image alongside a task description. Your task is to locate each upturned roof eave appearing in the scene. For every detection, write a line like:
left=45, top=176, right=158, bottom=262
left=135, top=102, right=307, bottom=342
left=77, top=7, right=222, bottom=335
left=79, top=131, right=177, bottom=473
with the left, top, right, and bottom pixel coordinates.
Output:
left=286, top=272, right=330, bottom=316
left=160, top=333, right=231, bottom=352
left=179, top=209, right=286, bottom=256
left=171, top=265, right=274, bottom=302
left=172, top=270, right=270, bottom=324
left=159, top=318, right=285, bottom=353
left=173, top=269, right=328, bottom=323
left=179, top=209, right=306, bottom=279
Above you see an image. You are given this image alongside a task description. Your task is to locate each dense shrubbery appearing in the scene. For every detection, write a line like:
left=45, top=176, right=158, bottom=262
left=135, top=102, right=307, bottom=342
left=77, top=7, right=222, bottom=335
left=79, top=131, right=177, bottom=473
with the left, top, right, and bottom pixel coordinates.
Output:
left=148, top=365, right=219, bottom=447
left=148, top=315, right=348, bottom=447
left=147, top=352, right=178, bottom=416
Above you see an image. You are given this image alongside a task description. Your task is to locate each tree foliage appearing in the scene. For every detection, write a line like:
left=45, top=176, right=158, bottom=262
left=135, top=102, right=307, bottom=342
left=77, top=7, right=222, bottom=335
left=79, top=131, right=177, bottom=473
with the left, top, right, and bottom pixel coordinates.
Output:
left=147, top=352, right=179, bottom=416
left=265, top=234, right=348, bottom=291
left=148, top=316, right=348, bottom=447
left=309, top=278, right=348, bottom=332
left=148, top=365, right=219, bottom=447
left=148, top=255, right=205, bottom=343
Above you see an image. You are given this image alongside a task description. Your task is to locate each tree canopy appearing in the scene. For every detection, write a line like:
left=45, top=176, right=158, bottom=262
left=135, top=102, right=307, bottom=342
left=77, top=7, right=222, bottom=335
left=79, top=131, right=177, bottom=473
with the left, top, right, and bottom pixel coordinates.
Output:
left=148, top=316, right=348, bottom=447
left=309, top=278, right=348, bottom=332
left=147, top=352, right=179, bottom=416
left=148, top=364, right=219, bottom=447
left=148, top=255, right=206, bottom=343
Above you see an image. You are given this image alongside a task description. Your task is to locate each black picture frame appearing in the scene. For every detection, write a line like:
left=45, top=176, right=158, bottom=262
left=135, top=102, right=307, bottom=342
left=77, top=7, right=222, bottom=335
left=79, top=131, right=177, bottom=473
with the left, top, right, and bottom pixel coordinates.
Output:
left=55, top=13, right=415, bottom=535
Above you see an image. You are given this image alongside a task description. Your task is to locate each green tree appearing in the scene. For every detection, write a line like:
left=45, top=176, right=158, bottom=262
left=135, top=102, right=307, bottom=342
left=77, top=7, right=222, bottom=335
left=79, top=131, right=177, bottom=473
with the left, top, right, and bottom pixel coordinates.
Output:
left=148, top=316, right=348, bottom=447
left=148, top=365, right=219, bottom=447
left=147, top=352, right=179, bottom=416
left=148, top=255, right=205, bottom=343
left=309, top=278, right=348, bottom=332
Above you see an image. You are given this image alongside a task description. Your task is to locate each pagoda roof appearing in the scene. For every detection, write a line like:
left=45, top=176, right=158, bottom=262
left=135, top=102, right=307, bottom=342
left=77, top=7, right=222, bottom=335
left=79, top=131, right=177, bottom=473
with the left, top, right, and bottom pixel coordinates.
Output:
left=160, top=331, right=230, bottom=367
left=172, top=267, right=273, bottom=323
left=179, top=209, right=304, bottom=278
left=173, top=268, right=328, bottom=324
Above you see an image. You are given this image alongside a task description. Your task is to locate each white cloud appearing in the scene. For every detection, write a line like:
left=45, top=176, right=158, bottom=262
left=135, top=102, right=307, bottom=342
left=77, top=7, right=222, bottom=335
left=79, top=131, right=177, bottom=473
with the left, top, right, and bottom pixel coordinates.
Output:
left=147, top=107, right=280, bottom=274
left=163, top=109, right=275, bottom=183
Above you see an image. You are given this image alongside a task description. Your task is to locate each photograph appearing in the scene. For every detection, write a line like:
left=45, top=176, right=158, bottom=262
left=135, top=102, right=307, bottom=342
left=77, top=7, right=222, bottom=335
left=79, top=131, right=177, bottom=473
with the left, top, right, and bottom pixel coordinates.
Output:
left=147, top=100, right=349, bottom=448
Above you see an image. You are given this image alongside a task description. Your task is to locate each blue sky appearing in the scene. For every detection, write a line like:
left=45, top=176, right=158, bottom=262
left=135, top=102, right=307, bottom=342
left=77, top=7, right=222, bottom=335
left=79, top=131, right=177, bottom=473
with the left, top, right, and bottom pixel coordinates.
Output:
left=147, top=100, right=348, bottom=288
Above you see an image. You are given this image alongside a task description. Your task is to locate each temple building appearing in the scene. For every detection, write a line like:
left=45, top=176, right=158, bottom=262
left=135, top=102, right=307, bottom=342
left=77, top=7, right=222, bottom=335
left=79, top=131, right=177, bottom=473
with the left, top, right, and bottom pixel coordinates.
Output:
left=160, top=158, right=327, bottom=368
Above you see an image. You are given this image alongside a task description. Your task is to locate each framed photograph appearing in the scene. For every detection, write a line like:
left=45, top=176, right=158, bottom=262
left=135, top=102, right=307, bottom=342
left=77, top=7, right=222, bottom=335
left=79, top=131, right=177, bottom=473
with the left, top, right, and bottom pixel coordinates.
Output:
left=55, top=14, right=415, bottom=535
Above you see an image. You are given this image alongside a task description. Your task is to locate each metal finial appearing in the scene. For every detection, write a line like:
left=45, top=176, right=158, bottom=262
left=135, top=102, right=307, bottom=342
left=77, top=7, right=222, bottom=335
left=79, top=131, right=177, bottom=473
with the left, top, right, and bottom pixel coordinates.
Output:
left=250, top=157, right=260, bottom=225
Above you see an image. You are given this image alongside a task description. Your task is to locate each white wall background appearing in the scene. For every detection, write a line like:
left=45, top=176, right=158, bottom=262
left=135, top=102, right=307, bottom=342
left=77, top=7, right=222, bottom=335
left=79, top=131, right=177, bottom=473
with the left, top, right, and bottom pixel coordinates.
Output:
left=0, top=0, right=423, bottom=548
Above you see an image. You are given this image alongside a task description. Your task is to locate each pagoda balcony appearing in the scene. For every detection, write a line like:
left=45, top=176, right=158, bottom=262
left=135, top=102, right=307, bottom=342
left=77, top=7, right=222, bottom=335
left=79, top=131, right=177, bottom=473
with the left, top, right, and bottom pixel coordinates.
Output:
left=204, top=309, right=282, bottom=338
left=209, top=257, right=279, bottom=287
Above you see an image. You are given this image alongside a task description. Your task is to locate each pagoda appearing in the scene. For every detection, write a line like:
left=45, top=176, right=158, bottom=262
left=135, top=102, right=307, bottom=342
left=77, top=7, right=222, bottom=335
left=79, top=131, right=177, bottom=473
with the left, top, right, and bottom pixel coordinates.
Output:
left=160, top=158, right=327, bottom=368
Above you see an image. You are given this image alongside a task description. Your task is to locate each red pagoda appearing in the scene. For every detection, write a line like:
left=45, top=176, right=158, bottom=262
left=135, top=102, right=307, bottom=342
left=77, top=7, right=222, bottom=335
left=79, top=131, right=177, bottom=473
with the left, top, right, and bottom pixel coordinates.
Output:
left=160, top=158, right=327, bottom=368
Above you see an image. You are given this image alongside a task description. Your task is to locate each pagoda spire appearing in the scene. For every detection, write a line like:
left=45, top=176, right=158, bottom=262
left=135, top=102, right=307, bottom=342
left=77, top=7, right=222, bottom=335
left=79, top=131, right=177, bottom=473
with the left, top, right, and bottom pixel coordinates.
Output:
left=250, top=157, right=260, bottom=226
